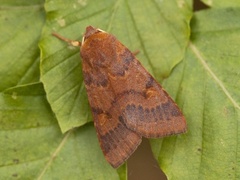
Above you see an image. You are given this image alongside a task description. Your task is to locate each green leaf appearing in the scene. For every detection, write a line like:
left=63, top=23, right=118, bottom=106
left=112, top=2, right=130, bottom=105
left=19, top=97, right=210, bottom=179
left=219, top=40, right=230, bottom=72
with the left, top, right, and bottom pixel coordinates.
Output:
left=40, top=0, right=192, bottom=133
left=0, top=83, right=118, bottom=179
left=36, top=125, right=119, bottom=180
left=151, top=7, right=240, bottom=179
left=0, top=0, right=45, bottom=92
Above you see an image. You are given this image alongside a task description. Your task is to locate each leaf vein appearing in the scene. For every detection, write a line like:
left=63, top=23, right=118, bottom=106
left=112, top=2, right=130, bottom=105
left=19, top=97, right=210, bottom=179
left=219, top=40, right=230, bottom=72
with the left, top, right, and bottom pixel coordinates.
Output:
left=189, top=42, right=240, bottom=110
left=37, top=130, right=73, bottom=180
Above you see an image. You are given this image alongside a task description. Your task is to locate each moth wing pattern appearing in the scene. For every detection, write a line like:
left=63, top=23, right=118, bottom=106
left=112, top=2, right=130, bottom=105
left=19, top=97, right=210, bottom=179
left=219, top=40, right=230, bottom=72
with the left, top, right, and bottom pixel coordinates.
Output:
left=90, top=107, right=142, bottom=168
left=105, top=51, right=187, bottom=138
left=120, top=61, right=187, bottom=138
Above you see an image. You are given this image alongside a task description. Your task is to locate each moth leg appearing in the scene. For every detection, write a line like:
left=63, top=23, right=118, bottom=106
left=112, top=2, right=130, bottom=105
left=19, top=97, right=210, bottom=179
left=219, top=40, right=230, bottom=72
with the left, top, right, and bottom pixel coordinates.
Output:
left=52, top=32, right=81, bottom=47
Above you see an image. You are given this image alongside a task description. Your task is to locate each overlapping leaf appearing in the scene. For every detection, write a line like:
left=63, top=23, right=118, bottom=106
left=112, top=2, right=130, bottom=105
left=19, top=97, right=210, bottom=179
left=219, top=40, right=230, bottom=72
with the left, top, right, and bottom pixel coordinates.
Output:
left=1, top=83, right=118, bottom=179
left=40, top=0, right=192, bottom=133
left=151, top=7, right=240, bottom=179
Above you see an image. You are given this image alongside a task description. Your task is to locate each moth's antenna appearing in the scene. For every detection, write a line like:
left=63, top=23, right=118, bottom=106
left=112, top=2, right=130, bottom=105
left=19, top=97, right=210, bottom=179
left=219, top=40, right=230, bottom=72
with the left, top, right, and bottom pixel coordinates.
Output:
left=52, top=32, right=81, bottom=47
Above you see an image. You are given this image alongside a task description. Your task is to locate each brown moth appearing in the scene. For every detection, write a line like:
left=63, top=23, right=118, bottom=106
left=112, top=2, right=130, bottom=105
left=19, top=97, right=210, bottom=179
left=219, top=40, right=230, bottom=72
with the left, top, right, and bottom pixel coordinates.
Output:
left=53, top=26, right=187, bottom=168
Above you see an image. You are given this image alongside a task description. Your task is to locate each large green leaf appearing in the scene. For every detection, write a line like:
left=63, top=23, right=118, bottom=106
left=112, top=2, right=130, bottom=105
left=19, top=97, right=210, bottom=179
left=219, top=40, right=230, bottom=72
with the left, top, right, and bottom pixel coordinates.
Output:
left=40, top=0, right=192, bottom=133
left=151, top=7, right=240, bottom=179
left=0, top=83, right=118, bottom=179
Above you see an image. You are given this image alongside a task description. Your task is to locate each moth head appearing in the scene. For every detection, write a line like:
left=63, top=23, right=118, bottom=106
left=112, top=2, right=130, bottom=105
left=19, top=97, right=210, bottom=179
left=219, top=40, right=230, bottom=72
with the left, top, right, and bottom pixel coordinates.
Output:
left=82, top=26, right=106, bottom=44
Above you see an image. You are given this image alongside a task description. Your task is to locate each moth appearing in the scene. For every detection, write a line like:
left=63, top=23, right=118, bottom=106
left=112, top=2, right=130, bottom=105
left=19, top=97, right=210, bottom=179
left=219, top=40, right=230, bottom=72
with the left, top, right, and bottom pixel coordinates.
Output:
left=53, top=26, right=187, bottom=168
